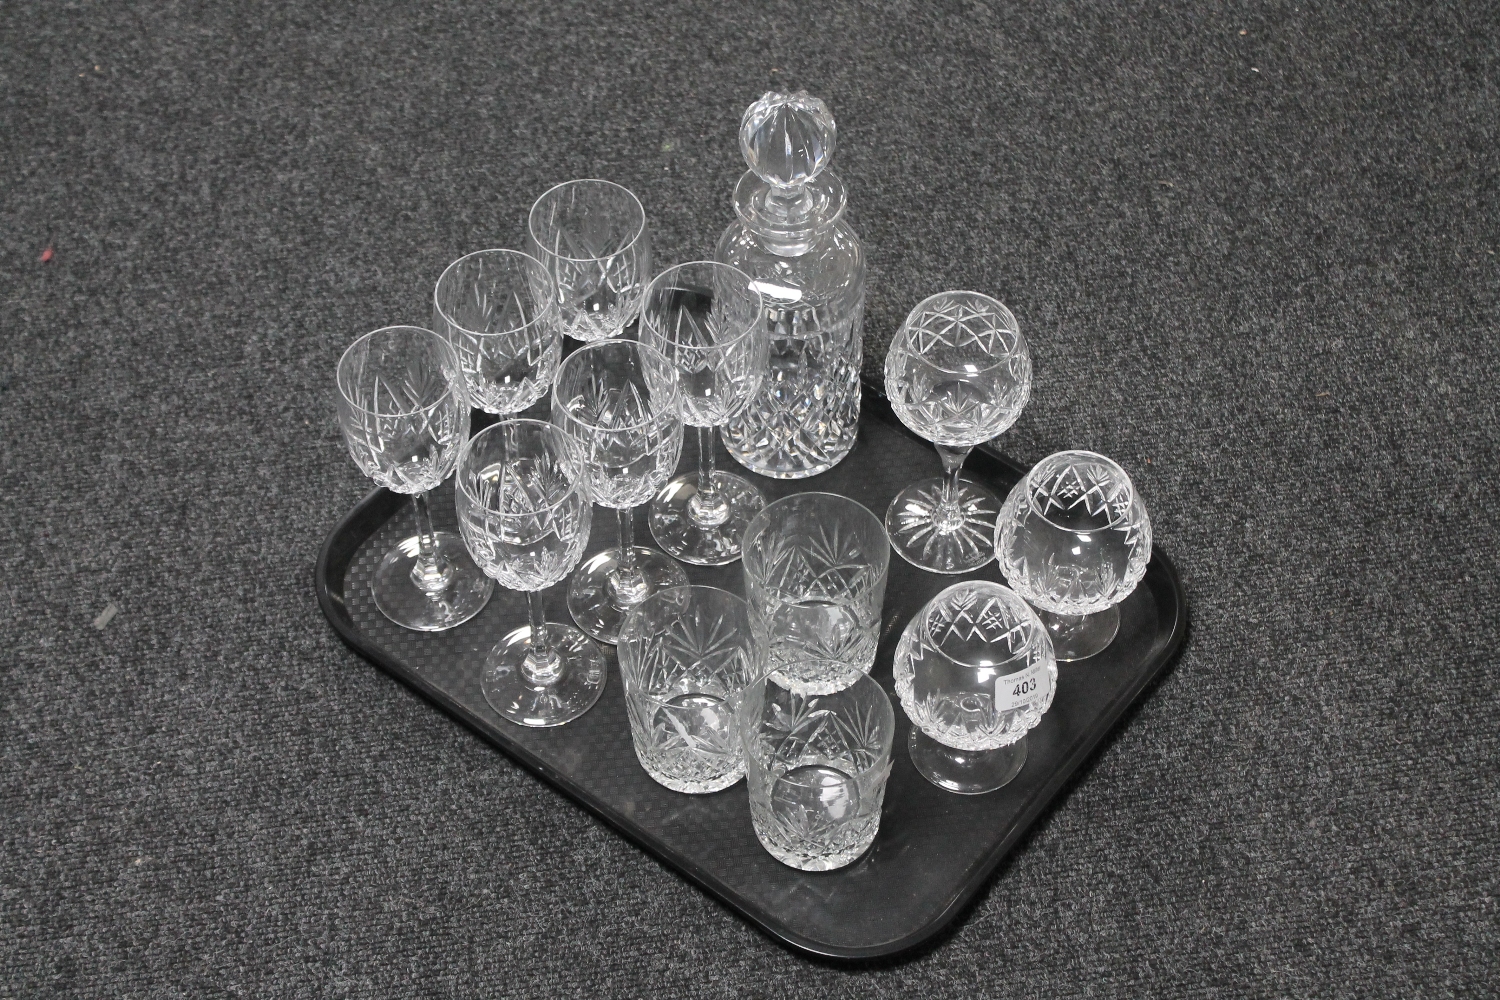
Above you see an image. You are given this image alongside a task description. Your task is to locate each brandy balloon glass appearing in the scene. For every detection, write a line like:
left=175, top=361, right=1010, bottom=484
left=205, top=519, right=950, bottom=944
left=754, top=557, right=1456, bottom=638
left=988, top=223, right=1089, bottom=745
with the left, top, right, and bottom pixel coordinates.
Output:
left=335, top=326, right=493, bottom=631
left=893, top=581, right=1056, bottom=793
left=884, top=291, right=1031, bottom=574
left=995, top=450, right=1153, bottom=661
left=454, top=419, right=604, bottom=727
left=641, top=261, right=767, bottom=565
left=552, top=339, right=686, bottom=644
left=527, top=179, right=650, bottom=342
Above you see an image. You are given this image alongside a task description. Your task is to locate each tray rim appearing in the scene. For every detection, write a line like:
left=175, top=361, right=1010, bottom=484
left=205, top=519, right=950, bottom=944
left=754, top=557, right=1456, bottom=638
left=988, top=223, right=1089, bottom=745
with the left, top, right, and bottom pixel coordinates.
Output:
left=314, top=390, right=1190, bottom=962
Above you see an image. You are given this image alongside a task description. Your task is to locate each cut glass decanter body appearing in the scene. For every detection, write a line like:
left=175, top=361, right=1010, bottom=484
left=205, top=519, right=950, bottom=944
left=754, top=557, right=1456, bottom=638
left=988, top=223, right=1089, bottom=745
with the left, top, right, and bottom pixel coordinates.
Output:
left=717, top=92, right=866, bottom=479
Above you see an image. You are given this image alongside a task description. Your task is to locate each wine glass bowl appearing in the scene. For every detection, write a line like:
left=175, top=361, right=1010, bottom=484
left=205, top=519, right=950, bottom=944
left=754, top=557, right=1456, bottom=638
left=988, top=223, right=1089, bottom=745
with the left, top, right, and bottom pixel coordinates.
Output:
left=995, top=450, right=1152, bottom=661
left=552, top=339, right=686, bottom=644
left=454, top=418, right=605, bottom=727
left=884, top=291, right=1031, bottom=574
left=432, top=249, right=560, bottom=415
left=893, top=580, right=1056, bottom=793
left=641, top=261, right=768, bottom=566
left=335, top=326, right=493, bottom=631
left=527, top=179, right=650, bottom=343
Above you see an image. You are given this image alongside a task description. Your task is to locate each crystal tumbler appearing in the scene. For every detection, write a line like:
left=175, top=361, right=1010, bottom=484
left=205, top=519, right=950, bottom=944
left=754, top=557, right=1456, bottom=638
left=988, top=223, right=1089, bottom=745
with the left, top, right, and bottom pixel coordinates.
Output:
left=995, top=450, right=1153, bottom=661
left=739, top=669, right=894, bottom=871
left=432, top=248, right=561, bottom=414
left=740, top=493, right=889, bottom=693
left=893, top=581, right=1056, bottom=793
left=527, top=179, right=650, bottom=343
left=617, top=586, right=764, bottom=793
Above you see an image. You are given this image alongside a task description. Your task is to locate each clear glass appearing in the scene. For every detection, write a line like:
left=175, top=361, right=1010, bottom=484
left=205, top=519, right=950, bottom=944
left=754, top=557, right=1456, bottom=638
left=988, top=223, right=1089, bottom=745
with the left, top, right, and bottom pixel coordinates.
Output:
left=893, top=581, right=1057, bottom=793
left=640, top=261, right=768, bottom=565
left=717, top=91, right=865, bottom=479
left=432, top=249, right=561, bottom=414
left=551, top=339, right=686, bottom=644
left=617, top=586, right=763, bottom=793
left=336, top=326, right=493, bottom=631
left=740, top=492, right=889, bottom=694
left=738, top=669, right=894, bottom=871
left=454, top=419, right=605, bottom=727
left=527, top=179, right=650, bottom=343
left=884, top=291, right=1032, bottom=574
left=995, top=450, right=1153, bottom=661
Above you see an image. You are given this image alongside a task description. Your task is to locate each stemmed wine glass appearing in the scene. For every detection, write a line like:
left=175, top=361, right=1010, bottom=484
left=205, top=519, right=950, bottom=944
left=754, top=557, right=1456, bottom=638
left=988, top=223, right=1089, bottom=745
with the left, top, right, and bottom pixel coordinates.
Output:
left=432, top=248, right=560, bottom=415
left=527, top=179, right=651, bottom=342
left=641, top=261, right=768, bottom=565
left=454, top=419, right=604, bottom=727
left=884, top=291, right=1031, bottom=574
left=995, top=450, right=1153, bottom=661
left=552, top=339, right=686, bottom=644
left=335, top=326, right=493, bottom=631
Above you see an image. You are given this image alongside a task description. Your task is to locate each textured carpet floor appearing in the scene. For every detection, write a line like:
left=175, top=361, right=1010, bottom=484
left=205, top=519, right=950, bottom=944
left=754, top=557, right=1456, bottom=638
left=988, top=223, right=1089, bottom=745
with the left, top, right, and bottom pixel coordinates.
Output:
left=2, top=1, right=1496, bottom=996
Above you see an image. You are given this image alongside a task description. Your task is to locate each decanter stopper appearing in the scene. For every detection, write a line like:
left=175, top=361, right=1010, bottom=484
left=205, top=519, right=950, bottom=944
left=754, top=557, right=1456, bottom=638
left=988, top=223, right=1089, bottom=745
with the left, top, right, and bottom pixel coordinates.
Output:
left=740, top=91, right=837, bottom=195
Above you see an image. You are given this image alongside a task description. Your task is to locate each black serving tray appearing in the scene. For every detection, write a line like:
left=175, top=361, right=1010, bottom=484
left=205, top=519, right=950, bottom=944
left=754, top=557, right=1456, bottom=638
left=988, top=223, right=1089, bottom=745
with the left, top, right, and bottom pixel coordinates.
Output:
left=315, top=387, right=1187, bottom=961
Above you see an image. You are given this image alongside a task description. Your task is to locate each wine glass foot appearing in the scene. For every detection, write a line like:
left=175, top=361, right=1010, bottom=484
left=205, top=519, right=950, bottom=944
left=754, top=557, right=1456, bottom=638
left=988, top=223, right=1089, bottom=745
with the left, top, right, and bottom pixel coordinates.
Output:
left=1036, top=605, right=1120, bottom=661
left=908, top=729, right=1028, bottom=794
left=567, top=546, right=689, bottom=644
left=372, top=531, right=494, bottom=632
left=885, top=477, right=1000, bottom=575
left=481, top=622, right=606, bottom=727
left=649, top=471, right=765, bottom=566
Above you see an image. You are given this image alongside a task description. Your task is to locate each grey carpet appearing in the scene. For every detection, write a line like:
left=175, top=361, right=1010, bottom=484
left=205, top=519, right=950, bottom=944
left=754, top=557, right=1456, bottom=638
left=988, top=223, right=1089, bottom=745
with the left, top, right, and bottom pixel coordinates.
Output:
left=3, top=1, right=1496, bottom=996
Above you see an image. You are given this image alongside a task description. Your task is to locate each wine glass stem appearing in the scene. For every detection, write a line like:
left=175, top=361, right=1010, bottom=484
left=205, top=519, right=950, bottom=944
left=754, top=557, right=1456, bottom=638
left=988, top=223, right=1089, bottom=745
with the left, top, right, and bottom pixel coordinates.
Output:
left=408, top=492, right=453, bottom=594
left=696, top=426, right=720, bottom=502
left=611, top=507, right=649, bottom=604
left=522, top=589, right=563, bottom=683
left=934, top=444, right=972, bottom=507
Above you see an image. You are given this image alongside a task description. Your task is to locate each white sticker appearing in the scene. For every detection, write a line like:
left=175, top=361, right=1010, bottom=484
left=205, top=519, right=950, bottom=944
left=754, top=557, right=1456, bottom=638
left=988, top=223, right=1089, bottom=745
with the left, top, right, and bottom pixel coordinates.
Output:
left=995, top=661, right=1051, bottom=714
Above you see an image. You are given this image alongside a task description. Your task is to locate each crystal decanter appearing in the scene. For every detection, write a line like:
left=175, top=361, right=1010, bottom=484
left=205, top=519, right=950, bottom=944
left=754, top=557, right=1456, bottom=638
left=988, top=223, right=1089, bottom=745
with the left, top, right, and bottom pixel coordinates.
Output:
left=716, top=91, right=866, bottom=479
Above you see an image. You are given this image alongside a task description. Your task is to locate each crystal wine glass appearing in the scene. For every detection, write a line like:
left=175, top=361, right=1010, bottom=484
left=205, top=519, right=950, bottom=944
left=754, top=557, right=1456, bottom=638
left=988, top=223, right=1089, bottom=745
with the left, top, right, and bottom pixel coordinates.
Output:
left=432, top=248, right=561, bottom=414
left=893, top=580, right=1056, bottom=793
left=995, top=450, right=1153, bottom=661
left=552, top=339, right=686, bottom=644
left=884, top=291, right=1031, bottom=574
left=527, top=179, right=651, bottom=342
left=335, top=326, right=493, bottom=631
left=617, top=585, right=763, bottom=793
left=454, top=419, right=604, bottom=727
left=738, top=669, right=895, bottom=871
left=641, top=261, right=768, bottom=565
